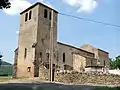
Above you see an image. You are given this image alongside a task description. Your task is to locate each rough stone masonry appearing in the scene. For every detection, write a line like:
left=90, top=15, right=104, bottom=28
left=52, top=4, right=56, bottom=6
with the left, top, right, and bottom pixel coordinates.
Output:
left=13, top=2, right=109, bottom=80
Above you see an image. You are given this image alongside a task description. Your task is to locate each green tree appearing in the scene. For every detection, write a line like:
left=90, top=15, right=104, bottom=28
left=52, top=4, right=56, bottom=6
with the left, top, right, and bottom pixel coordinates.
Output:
left=110, top=58, right=116, bottom=69
left=115, top=55, right=120, bottom=69
left=110, top=55, right=120, bottom=70
left=0, top=54, right=3, bottom=67
left=0, top=0, right=11, bottom=9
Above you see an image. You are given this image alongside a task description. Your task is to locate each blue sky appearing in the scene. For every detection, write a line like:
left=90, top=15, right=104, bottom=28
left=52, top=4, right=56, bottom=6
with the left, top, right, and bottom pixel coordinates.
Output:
left=0, top=0, right=120, bottom=64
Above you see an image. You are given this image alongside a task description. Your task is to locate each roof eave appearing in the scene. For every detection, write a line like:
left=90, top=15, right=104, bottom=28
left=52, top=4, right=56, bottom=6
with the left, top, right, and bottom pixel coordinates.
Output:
left=20, top=2, right=58, bottom=15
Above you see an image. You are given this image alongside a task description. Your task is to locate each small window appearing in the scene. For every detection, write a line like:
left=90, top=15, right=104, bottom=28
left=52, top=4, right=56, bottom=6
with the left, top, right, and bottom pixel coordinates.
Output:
left=44, top=9, right=48, bottom=18
left=104, top=60, right=106, bottom=66
left=27, top=67, right=31, bottom=72
left=25, top=13, right=28, bottom=22
left=29, top=11, right=32, bottom=20
left=49, top=11, right=51, bottom=20
left=24, top=48, right=27, bottom=58
left=63, top=53, right=65, bottom=63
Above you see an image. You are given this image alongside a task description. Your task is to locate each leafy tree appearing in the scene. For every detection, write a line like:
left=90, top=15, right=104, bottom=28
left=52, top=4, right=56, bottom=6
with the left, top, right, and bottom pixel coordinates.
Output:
left=110, top=55, right=120, bottom=70
left=0, top=0, right=11, bottom=9
left=110, top=58, right=116, bottom=69
left=115, top=55, right=120, bottom=69
left=0, top=54, right=3, bottom=67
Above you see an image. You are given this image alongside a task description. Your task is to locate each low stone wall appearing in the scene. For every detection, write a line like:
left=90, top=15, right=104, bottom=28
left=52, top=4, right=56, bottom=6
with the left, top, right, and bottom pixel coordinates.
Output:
left=55, top=72, right=120, bottom=85
left=39, top=65, right=49, bottom=81
left=109, top=69, right=120, bottom=75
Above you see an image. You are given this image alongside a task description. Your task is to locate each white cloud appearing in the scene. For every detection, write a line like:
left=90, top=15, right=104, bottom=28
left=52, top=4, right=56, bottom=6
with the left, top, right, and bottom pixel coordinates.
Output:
left=3, top=0, right=54, bottom=15
left=3, top=0, right=32, bottom=15
left=62, top=0, right=98, bottom=13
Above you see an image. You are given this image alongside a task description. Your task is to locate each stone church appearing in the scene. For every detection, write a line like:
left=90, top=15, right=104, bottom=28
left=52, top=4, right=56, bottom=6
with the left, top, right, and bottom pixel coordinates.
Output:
left=13, top=2, right=109, bottom=78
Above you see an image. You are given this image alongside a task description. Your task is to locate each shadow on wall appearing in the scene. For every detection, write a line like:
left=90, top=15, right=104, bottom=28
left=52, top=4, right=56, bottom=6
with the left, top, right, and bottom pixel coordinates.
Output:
left=0, top=83, right=119, bottom=90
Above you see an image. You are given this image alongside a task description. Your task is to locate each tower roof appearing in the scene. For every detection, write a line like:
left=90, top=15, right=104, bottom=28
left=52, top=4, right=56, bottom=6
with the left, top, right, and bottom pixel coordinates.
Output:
left=20, top=2, right=58, bottom=15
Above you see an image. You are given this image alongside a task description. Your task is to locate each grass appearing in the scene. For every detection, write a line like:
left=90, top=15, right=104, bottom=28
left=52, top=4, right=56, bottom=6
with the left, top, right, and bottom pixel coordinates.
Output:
left=94, top=87, right=120, bottom=90
left=0, top=76, right=14, bottom=82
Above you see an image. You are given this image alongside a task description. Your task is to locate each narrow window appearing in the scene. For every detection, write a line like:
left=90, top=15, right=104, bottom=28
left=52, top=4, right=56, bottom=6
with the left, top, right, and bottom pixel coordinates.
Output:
left=44, top=9, right=48, bottom=18
left=49, top=11, right=51, bottom=20
left=104, top=60, right=106, bottom=67
left=25, top=13, right=28, bottom=22
left=24, top=48, right=27, bottom=58
left=29, top=11, right=32, bottom=20
left=63, top=53, right=65, bottom=63
left=27, top=67, right=31, bottom=72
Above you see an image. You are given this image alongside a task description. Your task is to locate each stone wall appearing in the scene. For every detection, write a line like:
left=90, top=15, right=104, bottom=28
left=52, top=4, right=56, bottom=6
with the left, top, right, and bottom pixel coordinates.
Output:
left=81, top=44, right=98, bottom=59
left=81, top=44, right=109, bottom=68
left=35, top=4, right=58, bottom=77
left=12, top=48, right=18, bottom=78
left=98, top=49, right=109, bottom=68
left=16, top=3, right=58, bottom=78
left=39, top=65, right=49, bottom=80
left=73, top=54, right=86, bottom=72
left=57, top=42, right=95, bottom=72
left=17, top=4, right=39, bottom=78
left=55, top=72, right=120, bottom=85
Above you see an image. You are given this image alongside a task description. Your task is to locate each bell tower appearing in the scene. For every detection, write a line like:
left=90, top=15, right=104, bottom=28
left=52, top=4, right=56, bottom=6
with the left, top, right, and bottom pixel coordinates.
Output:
left=16, top=2, right=58, bottom=78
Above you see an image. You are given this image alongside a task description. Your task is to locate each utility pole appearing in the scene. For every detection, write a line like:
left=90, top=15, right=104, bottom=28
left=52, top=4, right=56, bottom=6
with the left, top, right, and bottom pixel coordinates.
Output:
left=49, top=10, right=54, bottom=82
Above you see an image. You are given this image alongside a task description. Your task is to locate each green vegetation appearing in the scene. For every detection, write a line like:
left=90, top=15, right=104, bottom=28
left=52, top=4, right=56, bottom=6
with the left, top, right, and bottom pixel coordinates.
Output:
left=0, top=54, right=2, bottom=67
left=0, top=64, right=13, bottom=76
left=0, top=58, right=13, bottom=76
left=0, top=54, right=13, bottom=76
left=110, top=55, right=120, bottom=69
left=94, top=87, right=120, bottom=90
